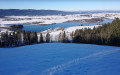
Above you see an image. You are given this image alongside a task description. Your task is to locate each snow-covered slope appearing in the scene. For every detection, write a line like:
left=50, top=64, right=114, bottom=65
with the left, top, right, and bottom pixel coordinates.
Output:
left=39, top=25, right=101, bottom=42
left=0, top=43, right=120, bottom=75
left=65, top=25, right=101, bottom=33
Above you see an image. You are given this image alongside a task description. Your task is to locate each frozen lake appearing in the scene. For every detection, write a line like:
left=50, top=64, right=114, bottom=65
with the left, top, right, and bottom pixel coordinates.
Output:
left=23, top=19, right=113, bottom=32
left=0, top=43, right=120, bottom=75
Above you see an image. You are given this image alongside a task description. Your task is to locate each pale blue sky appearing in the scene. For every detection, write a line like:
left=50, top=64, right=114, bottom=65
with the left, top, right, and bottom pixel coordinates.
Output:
left=0, top=0, right=120, bottom=11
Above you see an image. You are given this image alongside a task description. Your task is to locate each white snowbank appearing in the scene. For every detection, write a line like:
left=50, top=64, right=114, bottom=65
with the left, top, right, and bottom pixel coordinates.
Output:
left=65, top=25, right=101, bottom=33
left=39, top=25, right=101, bottom=42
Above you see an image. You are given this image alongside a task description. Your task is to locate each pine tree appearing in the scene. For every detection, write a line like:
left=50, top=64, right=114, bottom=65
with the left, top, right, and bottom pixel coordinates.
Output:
left=61, top=31, right=69, bottom=43
left=46, top=32, right=50, bottom=43
left=40, top=33, right=44, bottom=43
left=16, top=30, right=22, bottom=46
left=107, top=18, right=120, bottom=46
left=58, top=32, right=62, bottom=42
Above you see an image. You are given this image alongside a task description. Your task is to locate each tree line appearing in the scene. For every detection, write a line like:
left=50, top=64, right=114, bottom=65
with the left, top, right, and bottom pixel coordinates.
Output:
left=0, top=30, right=70, bottom=47
left=10, top=25, right=23, bottom=31
left=0, top=30, right=38, bottom=47
left=72, top=18, right=120, bottom=46
left=0, top=18, right=120, bottom=47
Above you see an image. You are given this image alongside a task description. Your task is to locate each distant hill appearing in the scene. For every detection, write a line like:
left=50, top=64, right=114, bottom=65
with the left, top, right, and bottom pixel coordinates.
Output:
left=0, top=9, right=120, bottom=17
left=0, top=9, right=76, bottom=17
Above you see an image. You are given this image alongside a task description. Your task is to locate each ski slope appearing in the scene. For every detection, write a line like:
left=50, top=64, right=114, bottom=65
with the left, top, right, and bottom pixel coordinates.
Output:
left=0, top=43, right=120, bottom=75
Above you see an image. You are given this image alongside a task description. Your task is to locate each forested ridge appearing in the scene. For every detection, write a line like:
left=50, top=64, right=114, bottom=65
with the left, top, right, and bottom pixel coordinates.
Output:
left=73, top=18, right=120, bottom=46
left=0, top=9, right=120, bottom=17
left=0, top=9, right=76, bottom=17
left=0, top=18, right=120, bottom=47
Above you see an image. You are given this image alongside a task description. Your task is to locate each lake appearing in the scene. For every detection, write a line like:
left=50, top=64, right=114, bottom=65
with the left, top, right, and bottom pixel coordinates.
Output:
left=23, top=19, right=113, bottom=32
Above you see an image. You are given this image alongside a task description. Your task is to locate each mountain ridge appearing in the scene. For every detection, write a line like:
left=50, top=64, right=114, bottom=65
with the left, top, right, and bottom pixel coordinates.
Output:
left=0, top=9, right=120, bottom=17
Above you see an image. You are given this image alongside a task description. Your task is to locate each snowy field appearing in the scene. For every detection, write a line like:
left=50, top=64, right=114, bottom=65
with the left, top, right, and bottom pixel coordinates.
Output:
left=37, top=25, right=101, bottom=42
left=0, top=13, right=120, bottom=25
left=0, top=43, right=120, bottom=75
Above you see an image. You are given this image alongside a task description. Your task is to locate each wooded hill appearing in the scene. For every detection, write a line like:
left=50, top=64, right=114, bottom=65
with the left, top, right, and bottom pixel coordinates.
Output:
left=0, top=9, right=76, bottom=17
left=73, top=18, right=120, bottom=46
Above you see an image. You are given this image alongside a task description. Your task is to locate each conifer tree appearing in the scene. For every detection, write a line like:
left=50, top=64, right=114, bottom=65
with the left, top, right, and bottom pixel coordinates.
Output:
left=46, top=32, right=50, bottom=43
left=40, top=33, right=44, bottom=43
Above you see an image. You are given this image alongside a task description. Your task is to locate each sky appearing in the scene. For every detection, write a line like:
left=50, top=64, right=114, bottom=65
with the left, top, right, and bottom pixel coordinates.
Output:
left=0, top=0, right=120, bottom=11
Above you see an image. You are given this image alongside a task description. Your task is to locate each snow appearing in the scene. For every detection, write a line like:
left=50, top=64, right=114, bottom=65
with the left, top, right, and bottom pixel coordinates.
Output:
left=0, top=13, right=120, bottom=26
left=91, top=13, right=120, bottom=19
left=0, top=43, right=120, bottom=75
left=39, top=25, right=102, bottom=42
left=65, top=25, right=101, bottom=33
left=0, top=14, right=93, bottom=25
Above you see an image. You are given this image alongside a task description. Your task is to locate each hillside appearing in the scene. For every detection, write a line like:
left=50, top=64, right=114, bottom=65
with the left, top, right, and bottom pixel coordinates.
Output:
left=0, top=9, right=120, bottom=17
left=0, top=9, right=76, bottom=17
left=0, top=43, right=120, bottom=75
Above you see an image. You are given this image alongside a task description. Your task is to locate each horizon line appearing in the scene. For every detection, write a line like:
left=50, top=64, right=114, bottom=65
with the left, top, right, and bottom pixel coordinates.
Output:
left=0, top=9, right=120, bottom=11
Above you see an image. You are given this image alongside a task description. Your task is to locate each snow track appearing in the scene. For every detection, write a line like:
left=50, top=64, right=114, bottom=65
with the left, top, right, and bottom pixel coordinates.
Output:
left=41, top=49, right=120, bottom=75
